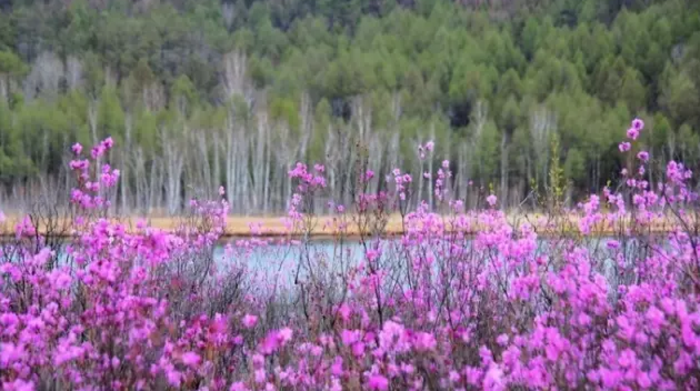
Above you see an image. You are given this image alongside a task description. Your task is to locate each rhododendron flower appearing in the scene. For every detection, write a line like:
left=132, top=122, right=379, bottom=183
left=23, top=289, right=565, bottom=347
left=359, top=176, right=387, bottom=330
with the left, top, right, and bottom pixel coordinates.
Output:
left=638, top=151, right=649, bottom=162
left=102, top=137, right=114, bottom=149
left=71, top=143, right=83, bottom=155
left=627, top=128, right=639, bottom=140
left=230, top=382, right=249, bottom=391
left=242, top=314, right=258, bottom=329
left=166, top=369, right=182, bottom=387
left=632, top=118, right=644, bottom=130
left=3, top=379, right=34, bottom=391
left=425, top=141, right=434, bottom=151
left=341, top=329, right=360, bottom=346
left=337, top=304, right=351, bottom=321
left=368, top=374, right=389, bottom=391
left=278, top=327, right=293, bottom=344
left=413, top=332, right=437, bottom=351
left=486, top=194, right=497, bottom=207
left=181, top=352, right=201, bottom=367
left=91, top=144, right=106, bottom=159
left=8, top=121, right=700, bottom=391
left=619, top=142, right=631, bottom=152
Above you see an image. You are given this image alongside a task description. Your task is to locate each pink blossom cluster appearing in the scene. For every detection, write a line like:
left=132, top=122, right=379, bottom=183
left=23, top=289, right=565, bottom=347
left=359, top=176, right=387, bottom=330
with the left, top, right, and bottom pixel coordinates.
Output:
left=418, top=141, right=434, bottom=160
left=68, top=140, right=120, bottom=211
left=3, top=124, right=700, bottom=390
left=391, top=168, right=412, bottom=201
left=434, top=160, right=452, bottom=202
left=288, top=163, right=327, bottom=193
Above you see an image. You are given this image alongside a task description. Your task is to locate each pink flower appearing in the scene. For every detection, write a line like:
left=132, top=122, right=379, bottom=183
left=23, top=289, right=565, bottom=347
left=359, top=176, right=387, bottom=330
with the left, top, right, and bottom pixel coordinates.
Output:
left=486, top=194, right=497, bottom=207
left=230, top=382, right=249, bottom=391
left=368, top=374, right=389, bottom=391
left=496, top=334, right=509, bottom=346
left=278, top=327, right=293, bottom=344
left=483, top=365, right=504, bottom=391
left=102, top=137, right=114, bottom=150
left=442, top=160, right=450, bottom=169
left=0, top=343, right=27, bottom=366
left=338, top=304, right=351, bottom=321
left=351, top=341, right=365, bottom=357
left=627, top=128, right=639, bottom=140
left=331, top=357, right=344, bottom=376
left=425, top=141, right=435, bottom=151
left=91, top=145, right=105, bottom=159
left=632, top=118, right=644, bottom=131
left=165, top=368, right=182, bottom=387
left=619, top=142, right=631, bottom=152
left=3, top=379, right=34, bottom=391
left=71, top=143, right=83, bottom=155
left=413, top=332, right=437, bottom=352
left=181, top=352, right=201, bottom=368
left=242, top=314, right=258, bottom=329
left=219, top=186, right=226, bottom=196
left=341, top=329, right=360, bottom=346
left=637, top=151, right=649, bottom=162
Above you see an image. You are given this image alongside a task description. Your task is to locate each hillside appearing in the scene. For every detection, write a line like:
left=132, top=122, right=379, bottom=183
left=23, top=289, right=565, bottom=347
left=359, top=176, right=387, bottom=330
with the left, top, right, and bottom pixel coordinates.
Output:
left=0, top=0, right=699, bottom=214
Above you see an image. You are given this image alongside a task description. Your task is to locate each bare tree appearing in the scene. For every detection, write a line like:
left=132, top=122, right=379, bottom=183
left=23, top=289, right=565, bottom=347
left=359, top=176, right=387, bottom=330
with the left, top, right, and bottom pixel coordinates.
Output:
left=65, top=56, right=83, bottom=91
left=130, top=147, right=147, bottom=213
left=529, top=106, right=556, bottom=191
left=222, top=50, right=251, bottom=104
left=222, top=2, right=236, bottom=30
left=470, top=100, right=488, bottom=197
left=24, top=51, right=63, bottom=100
left=143, top=82, right=166, bottom=112
left=251, top=107, right=268, bottom=212
left=121, top=114, right=132, bottom=214
left=500, top=129, right=509, bottom=209
left=162, top=126, right=185, bottom=215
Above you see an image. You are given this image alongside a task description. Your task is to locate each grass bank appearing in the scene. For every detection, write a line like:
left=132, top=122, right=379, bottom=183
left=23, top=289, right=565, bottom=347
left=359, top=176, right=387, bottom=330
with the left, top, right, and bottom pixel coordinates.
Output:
left=0, top=212, right=690, bottom=239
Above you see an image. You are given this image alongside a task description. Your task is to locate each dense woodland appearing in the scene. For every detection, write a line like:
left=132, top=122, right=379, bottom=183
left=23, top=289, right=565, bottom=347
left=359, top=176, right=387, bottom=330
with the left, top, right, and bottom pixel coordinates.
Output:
left=0, top=0, right=699, bottom=214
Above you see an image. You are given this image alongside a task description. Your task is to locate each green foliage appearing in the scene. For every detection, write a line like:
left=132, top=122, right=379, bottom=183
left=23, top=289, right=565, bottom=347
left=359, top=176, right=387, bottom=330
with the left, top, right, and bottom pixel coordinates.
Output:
left=0, top=0, right=697, bottom=202
left=548, top=133, right=566, bottom=209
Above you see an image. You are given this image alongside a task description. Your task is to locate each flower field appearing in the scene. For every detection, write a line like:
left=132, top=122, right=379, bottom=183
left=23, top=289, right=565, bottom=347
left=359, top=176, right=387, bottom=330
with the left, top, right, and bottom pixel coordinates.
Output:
left=2, top=119, right=700, bottom=390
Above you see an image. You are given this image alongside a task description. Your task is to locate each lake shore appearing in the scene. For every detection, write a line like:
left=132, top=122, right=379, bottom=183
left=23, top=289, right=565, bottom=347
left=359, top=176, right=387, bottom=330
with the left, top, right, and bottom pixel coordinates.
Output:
left=0, top=212, right=689, bottom=239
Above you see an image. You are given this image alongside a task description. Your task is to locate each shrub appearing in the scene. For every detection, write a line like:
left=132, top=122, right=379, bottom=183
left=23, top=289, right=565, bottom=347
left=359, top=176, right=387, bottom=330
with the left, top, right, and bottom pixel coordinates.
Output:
left=2, top=119, right=700, bottom=390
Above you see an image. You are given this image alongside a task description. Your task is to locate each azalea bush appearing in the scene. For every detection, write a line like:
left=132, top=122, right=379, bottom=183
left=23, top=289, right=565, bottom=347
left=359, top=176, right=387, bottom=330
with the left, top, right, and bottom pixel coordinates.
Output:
left=2, top=119, right=700, bottom=391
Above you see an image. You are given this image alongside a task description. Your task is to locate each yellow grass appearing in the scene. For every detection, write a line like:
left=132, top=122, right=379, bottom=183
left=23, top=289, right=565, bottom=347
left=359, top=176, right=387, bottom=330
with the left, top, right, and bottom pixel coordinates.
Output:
left=0, top=211, right=693, bottom=238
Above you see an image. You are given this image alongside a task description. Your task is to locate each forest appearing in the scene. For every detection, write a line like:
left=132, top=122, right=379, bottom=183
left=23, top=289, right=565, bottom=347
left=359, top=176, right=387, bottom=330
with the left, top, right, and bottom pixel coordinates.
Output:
left=0, top=0, right=699, bottom=214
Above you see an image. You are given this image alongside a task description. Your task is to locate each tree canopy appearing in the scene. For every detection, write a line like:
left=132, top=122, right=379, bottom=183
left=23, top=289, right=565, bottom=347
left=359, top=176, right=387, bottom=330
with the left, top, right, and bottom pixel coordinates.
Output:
left=0, top=0, right=699, bottom=212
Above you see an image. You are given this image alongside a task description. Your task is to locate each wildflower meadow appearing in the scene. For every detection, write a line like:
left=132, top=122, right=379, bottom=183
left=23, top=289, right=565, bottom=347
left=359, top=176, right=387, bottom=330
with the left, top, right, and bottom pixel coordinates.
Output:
left=2, top=118, right=700, bottom=390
